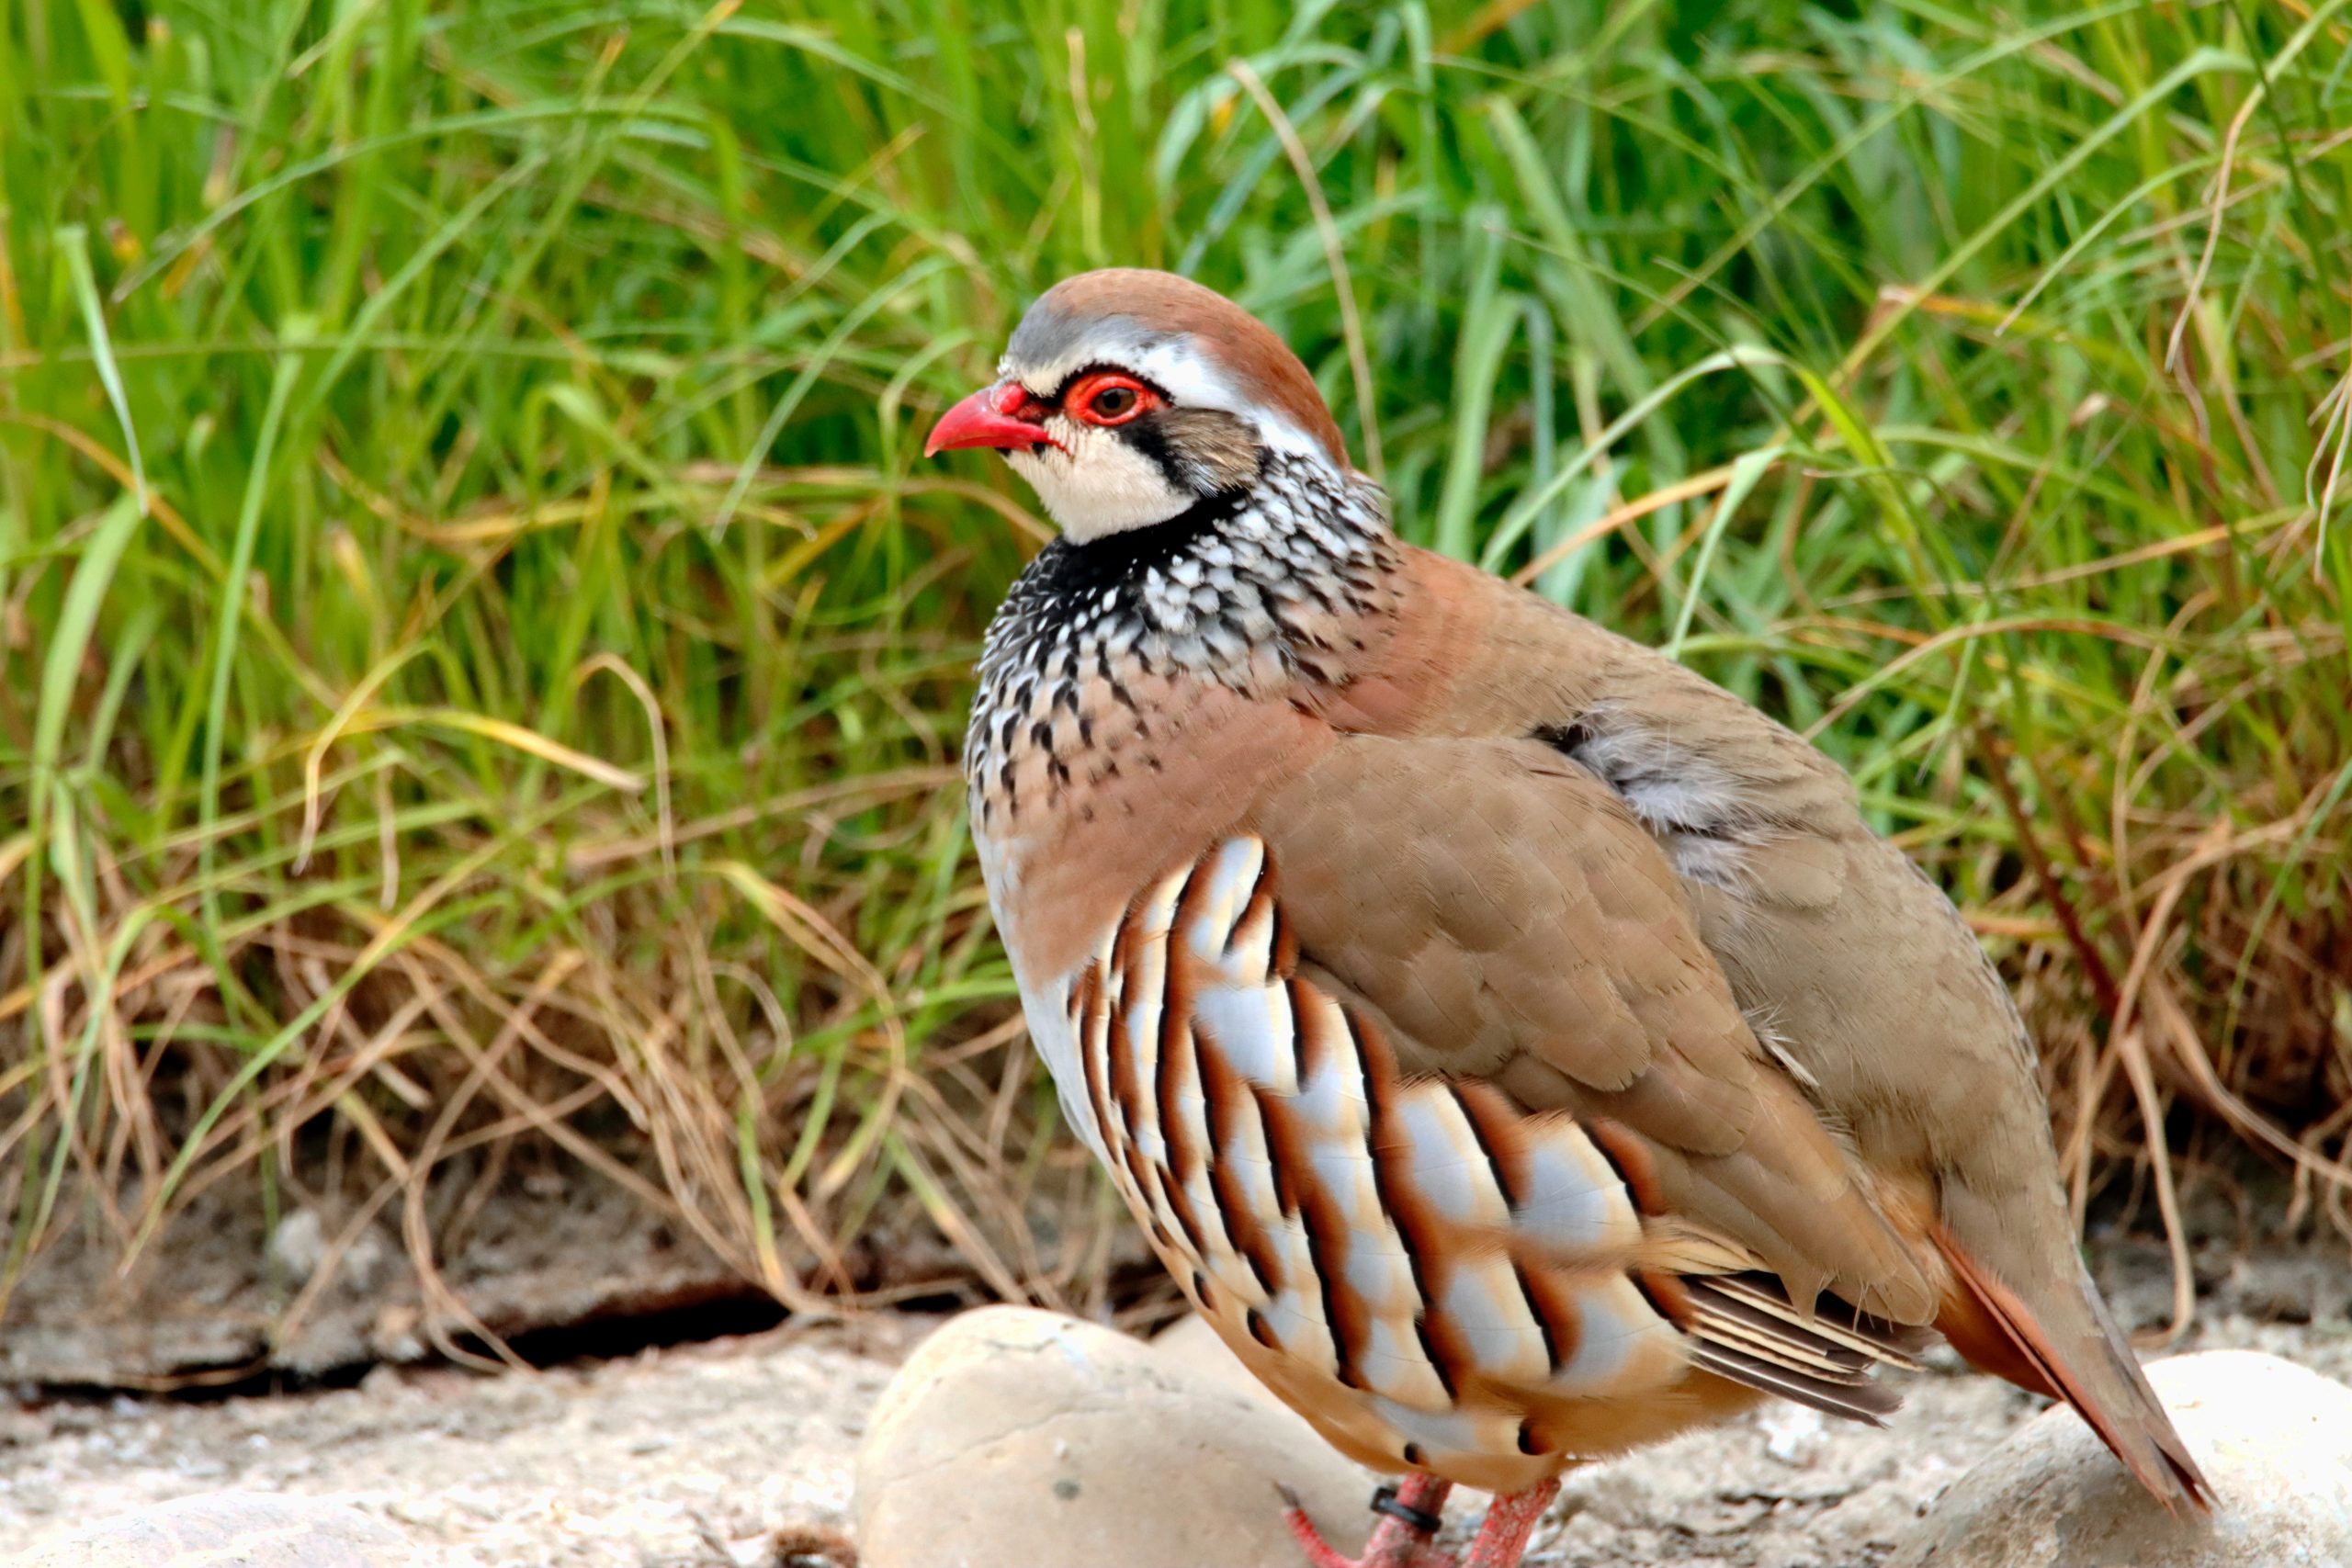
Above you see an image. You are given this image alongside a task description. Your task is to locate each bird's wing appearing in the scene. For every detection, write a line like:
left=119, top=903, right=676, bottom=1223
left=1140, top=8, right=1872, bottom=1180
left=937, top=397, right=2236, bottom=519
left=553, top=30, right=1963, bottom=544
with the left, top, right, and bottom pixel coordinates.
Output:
left=1246, top=731, right=1941, bottom=1329
left=1361, top=548, right=2208, bottom=1509
left=1066, top=805, right=1930, bottom=1472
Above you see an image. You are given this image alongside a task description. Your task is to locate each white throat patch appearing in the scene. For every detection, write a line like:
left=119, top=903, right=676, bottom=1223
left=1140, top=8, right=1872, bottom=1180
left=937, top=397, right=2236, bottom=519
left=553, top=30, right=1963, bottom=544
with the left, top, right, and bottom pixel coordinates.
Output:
left=1006, top=421, right=1193, bottom=542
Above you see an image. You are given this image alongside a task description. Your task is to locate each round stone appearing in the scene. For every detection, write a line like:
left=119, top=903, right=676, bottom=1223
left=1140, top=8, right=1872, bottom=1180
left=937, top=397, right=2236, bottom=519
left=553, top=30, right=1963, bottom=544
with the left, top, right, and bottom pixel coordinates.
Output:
left=854, top=1305, right=1377, bottom=1568
left=1896, top=1348, right=2352, bottom=1567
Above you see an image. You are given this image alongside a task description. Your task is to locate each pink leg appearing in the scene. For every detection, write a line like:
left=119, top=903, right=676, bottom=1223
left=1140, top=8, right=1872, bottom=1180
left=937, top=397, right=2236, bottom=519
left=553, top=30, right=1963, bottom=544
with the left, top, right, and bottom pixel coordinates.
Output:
left=1462, top=1480, right=1562, bottom=1568
left=1280, top=1472, right=1456, bottom=1568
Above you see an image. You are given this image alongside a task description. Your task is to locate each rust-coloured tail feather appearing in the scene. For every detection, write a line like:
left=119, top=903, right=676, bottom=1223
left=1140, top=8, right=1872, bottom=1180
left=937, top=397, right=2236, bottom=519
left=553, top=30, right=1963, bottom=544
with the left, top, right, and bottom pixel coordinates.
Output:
left=1931, top=1226, right=2211, bottom=1515
left=1929, top=1255, right=2060, bottom=1401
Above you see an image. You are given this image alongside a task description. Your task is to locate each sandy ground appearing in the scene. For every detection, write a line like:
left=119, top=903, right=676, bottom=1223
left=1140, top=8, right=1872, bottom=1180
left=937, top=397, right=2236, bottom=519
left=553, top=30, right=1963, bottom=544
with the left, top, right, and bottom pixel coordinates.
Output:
left=2, top=1300, right=2346, bottom=1568
left=0, top=1318, right=922, bottom=1568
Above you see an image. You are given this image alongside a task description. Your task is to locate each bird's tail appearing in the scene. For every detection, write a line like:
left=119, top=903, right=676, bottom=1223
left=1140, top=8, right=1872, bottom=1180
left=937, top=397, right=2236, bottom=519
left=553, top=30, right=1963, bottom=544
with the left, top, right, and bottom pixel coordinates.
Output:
left=1930, top=1223, right=2211, bottom=1514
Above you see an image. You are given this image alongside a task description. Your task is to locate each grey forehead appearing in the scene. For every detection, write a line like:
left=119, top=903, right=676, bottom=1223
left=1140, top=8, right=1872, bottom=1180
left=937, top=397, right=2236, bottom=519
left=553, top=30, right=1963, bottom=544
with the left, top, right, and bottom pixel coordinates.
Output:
left=1002, top=304, right=1160, bottom=382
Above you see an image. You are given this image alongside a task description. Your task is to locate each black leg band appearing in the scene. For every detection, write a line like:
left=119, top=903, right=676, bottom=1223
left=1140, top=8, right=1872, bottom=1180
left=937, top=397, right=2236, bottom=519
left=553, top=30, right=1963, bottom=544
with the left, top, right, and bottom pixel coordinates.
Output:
left=1369, top=1483, right=1443, bottom=1535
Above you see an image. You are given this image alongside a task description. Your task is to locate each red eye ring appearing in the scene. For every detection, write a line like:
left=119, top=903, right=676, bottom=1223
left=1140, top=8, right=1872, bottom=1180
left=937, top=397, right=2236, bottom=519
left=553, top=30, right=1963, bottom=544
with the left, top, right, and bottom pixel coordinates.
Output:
left=1066, top=372, right=1159, bottom=427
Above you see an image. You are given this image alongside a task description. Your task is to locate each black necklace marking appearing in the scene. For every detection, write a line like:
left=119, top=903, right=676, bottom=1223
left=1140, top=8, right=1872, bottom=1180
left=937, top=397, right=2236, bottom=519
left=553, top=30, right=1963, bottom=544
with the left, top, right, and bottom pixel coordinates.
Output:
left=967, top=453, right=1392, bottom=827
left=1007, top=486, right=1250, bottom=612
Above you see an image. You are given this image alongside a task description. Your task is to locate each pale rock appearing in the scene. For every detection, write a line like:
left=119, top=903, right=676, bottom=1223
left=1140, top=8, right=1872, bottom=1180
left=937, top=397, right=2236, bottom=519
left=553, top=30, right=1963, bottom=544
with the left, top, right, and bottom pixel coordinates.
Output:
left=1, top=1490, right=411, bottom=1568
left=724, top=1535, right=776, bottom=1568
left=265, top=1210, right=330, bottom=1282
left=265, top=1210, right=392, bottom=1293
left=1152, top=1311, right=1301, bottom=1406
left=854, top=1305, right=1376, bottom=1568
left=1898, top=1348, right=2352, bottom=1567
left=1760, top=1404, right=1828, bottom=1468
left=357, top=1363, right=406, bottom=1400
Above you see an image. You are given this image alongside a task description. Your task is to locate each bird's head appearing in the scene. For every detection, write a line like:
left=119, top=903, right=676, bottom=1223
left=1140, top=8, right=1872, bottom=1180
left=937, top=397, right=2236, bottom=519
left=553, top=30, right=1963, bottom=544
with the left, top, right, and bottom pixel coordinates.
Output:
left=924, top=269, right=1350, bottom=542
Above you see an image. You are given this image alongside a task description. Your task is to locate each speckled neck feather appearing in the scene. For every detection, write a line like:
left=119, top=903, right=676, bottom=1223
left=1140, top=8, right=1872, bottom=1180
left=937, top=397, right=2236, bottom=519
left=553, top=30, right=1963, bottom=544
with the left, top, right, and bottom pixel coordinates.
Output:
left=965, top=452, right=1393, bottom=822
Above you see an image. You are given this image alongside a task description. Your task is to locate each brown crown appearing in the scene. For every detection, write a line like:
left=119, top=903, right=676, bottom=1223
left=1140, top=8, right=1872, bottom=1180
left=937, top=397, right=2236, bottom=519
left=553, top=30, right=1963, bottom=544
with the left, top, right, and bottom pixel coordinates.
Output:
left=1012, top=269, right=1349, bottom=468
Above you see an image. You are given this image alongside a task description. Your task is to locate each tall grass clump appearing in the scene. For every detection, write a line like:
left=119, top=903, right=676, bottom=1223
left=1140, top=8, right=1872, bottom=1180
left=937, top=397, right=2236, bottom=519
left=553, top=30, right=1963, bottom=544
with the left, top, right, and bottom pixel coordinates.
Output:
left=3, top=0, right=2347, bottom=1346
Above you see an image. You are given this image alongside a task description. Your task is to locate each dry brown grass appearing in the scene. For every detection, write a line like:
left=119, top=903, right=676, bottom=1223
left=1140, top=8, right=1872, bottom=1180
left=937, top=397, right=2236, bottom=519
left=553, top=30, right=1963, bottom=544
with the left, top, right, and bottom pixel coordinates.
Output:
left=6, top=0, right=2349, bottom=1368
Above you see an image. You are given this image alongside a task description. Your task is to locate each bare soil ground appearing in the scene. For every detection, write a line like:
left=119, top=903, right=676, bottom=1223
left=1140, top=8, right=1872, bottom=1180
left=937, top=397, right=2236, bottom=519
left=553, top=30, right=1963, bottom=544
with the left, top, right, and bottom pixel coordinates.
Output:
left=0, top=1319, right=920, bottom=1568
left=0, top=1182, right=775, bottom=1390
left=1, top=1253, right=2346, bottom=1568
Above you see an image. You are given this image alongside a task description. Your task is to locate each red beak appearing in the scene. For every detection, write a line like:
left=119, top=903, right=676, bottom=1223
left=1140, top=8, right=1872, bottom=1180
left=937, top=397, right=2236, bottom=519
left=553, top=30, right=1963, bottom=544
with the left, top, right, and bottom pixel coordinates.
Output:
left=925, top=382, right=1056, bottom=457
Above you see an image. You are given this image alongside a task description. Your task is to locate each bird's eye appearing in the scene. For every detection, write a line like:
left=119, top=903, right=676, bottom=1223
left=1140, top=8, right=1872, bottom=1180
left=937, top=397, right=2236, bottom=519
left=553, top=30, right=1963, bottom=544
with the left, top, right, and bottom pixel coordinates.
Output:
left=1067, top=372, right=1157, bottom=427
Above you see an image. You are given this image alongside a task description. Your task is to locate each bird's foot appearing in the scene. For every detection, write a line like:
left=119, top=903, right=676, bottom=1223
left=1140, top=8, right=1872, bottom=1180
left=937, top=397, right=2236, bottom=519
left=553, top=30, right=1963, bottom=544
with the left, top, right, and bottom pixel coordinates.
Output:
left=1279, top=1475, right=1455, bottom=1568
left=1456, top=1481, right=1560, bottom=1568
left=1278, top=1476, right=1564, bottom=1568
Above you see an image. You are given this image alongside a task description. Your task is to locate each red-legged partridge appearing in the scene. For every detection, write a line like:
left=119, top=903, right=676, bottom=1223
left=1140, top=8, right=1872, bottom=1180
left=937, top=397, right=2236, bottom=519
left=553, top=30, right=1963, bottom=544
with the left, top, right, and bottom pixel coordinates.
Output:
left=927, top=269, right=2209, bottom=1568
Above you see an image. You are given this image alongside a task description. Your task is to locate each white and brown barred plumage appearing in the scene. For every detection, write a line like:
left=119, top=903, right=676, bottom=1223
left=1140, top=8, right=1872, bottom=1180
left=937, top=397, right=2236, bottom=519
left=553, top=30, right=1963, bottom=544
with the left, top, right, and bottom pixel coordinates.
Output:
left=931, top=269, right=2207, bottom=1566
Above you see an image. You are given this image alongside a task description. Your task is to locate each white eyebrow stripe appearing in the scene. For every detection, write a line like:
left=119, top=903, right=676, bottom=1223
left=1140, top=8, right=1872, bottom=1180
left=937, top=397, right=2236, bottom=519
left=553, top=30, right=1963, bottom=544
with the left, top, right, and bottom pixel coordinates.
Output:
left=1001, top=338, right=1327, bottom=458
